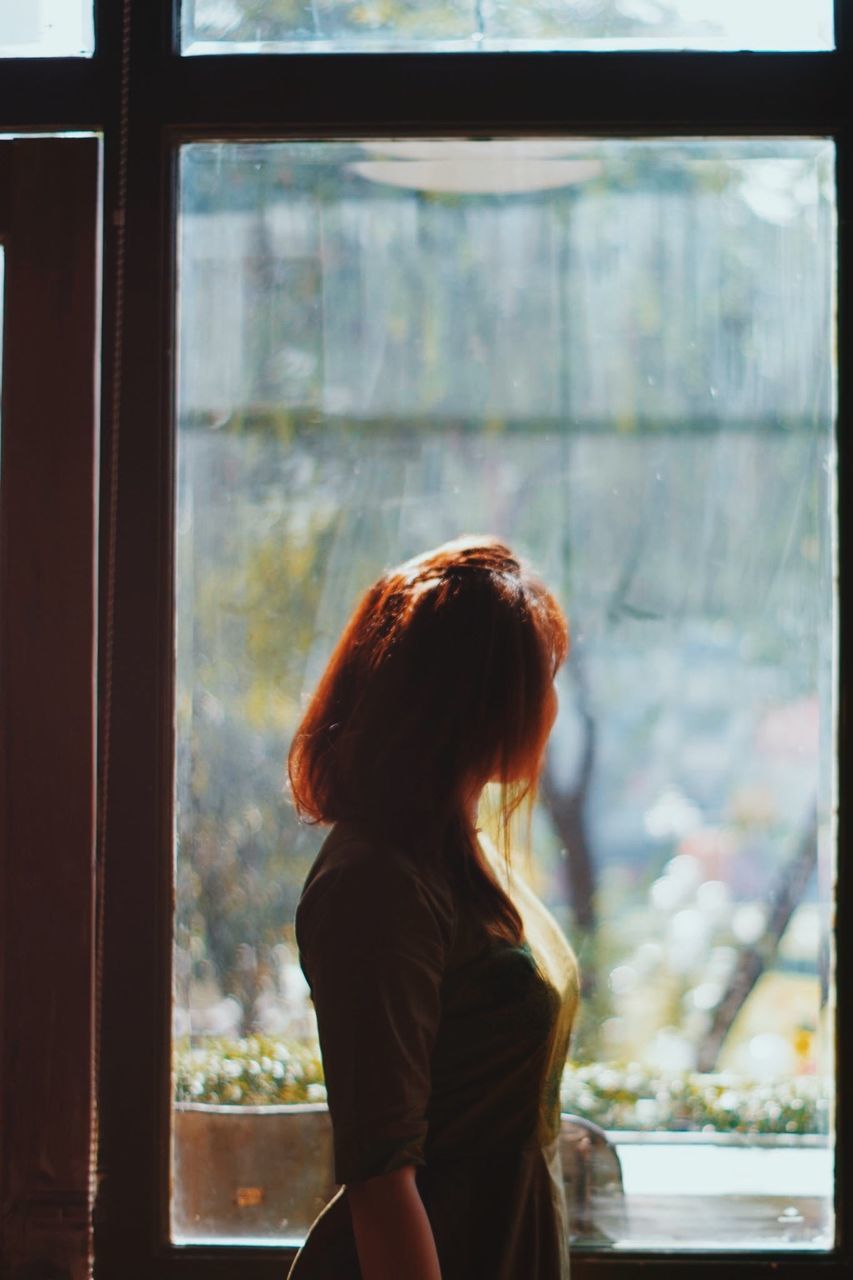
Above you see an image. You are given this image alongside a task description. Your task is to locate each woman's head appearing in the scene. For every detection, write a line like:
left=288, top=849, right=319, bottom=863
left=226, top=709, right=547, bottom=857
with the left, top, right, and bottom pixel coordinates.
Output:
left=288, top=535, right=569, bottom=840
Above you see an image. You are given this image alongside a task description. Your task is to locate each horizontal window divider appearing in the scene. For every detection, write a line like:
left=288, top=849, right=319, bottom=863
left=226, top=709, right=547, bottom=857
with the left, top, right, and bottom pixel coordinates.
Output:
left=0, top=52, right=850, bottom=137
left=0, top=61, right=104, bottom=130
left=160, top=51, right=848, bottom=134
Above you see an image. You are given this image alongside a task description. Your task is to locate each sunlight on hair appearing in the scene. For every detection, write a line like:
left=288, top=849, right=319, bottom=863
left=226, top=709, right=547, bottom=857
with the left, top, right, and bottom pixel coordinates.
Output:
left=477, top=779, right=538, bottom=890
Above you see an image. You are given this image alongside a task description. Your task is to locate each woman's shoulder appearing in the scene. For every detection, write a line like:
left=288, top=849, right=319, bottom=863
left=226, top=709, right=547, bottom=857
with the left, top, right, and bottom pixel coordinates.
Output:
left=296, top=820, right=457, bottom=949
left=301, top=819, right=441, bottom=891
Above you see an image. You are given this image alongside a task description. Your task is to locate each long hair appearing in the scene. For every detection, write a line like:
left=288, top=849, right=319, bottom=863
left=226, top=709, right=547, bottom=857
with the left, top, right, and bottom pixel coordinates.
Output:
left=288, top=536, right=569, bottom=943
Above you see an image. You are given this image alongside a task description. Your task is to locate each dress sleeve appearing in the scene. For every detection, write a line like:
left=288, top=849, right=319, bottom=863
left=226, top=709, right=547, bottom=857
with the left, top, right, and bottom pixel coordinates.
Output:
left=295, top=845, right=453, bottom=1186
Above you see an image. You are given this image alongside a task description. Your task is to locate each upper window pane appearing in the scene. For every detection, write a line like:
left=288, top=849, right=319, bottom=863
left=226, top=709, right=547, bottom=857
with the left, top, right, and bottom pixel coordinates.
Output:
left=181, top=0, right=833, bottom=54
left=0, top=0, right=93, bottom=57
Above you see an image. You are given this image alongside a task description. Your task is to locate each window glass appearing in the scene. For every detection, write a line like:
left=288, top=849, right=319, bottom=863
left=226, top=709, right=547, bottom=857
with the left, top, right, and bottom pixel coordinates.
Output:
left=172, top=137, right=836, bottom=1251
left=0, top=0, right=94, bottom=57
left=181, top=0, right=833, bottom=54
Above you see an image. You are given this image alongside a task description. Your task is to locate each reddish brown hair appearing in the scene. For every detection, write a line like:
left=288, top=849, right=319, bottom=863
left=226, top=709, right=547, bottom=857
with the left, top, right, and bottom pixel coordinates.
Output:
left=288, top=535, right=569, bottom=942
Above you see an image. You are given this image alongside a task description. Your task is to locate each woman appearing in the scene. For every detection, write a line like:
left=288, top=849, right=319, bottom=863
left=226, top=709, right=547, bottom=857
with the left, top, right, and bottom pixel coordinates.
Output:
left=286, top=535, right=580, bottom=1279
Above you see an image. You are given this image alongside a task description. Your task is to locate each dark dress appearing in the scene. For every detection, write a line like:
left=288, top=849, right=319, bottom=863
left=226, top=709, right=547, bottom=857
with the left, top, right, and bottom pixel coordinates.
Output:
left=286, top=820, right=580, bottom=1279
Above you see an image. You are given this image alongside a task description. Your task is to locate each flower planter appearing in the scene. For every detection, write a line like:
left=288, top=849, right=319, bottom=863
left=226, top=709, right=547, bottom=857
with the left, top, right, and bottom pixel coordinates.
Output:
left=173, top=1102, right=335, bottom=1241
left=172, top=1103, right=626, bottom=1243
left=174, top=1103, right=828, bottom=1249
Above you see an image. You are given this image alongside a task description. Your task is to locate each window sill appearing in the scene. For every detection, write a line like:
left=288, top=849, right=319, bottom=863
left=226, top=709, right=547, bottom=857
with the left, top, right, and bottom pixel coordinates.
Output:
left=593, top=1130, right=833, bottom=1251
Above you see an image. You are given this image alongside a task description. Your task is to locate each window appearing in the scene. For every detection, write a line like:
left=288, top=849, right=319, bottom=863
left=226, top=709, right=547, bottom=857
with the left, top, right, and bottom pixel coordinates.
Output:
left=171, top=134, right=836, bottom=1253
left=0, top=1, right=842, bottom=1277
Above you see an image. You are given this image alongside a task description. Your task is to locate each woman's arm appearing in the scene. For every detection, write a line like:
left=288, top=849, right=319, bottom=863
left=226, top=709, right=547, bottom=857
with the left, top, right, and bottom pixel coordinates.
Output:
left=347, top=1163, right=442, bottom=1280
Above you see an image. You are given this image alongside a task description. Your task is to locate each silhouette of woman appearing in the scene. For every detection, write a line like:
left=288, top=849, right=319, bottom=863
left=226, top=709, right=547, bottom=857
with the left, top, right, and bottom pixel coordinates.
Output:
left=286, top=535, right=579, bottom=1279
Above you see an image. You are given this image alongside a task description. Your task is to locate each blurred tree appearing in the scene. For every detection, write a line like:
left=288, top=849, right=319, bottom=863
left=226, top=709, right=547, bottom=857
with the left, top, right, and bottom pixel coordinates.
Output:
left=540, top=651, right=598, bottom=940
left=696, top=805, right=818, bottom=1072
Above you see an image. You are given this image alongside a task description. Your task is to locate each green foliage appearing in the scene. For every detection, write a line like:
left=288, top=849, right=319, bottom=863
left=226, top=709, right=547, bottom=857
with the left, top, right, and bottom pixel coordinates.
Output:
left=561, top=1062, right=830, bottom=1136
left=174, top=1035, right=325, bottom=1104
left=173, top=1037, right=829, bottom=1135
left=174, top=700, right=307, bottom=1019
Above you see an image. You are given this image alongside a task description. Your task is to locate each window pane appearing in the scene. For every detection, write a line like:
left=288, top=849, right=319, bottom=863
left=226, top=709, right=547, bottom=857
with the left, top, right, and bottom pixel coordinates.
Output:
left=181, top=0, right=833, bottom=54
left=172, top=137, right=836, bottom=1252
left=0, top=0, right=93, bottom=57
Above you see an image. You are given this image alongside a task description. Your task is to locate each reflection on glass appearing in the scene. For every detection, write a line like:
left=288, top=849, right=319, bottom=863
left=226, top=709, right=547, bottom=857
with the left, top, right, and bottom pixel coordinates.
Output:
left=172, top=138, right=836, bottom=1251
left=182, top=0, right=833, bottom=53
left=0, top=0, right=93, bottom=57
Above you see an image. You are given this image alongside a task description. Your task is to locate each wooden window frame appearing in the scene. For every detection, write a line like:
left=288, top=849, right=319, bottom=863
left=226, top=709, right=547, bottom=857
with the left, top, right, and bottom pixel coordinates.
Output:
left=1, top=1, right=850, bottom=1276
left=0, top=135, right=101, bottom=1280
